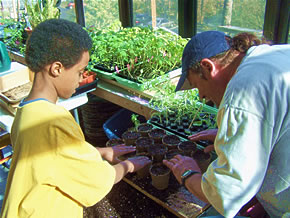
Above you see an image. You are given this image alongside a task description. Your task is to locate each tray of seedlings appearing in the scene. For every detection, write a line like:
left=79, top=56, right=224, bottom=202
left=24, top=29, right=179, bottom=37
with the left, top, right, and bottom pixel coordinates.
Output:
left=105, top=122, right=216, bottom=218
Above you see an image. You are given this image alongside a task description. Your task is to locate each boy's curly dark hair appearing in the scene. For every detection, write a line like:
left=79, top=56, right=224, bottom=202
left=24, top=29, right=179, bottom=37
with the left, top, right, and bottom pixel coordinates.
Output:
left=25, top=19, right=92, bottom=73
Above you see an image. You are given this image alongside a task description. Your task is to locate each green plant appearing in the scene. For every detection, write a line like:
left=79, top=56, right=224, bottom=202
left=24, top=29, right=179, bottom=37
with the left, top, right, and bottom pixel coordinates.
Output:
left=3, top=20, right=27, bottom=54
left=88, top=24, right=188, bottom=83
left=131, top=114, right=141, bottom=129
left=149, top=78, right=216, bottom=130
left=25, top=0, right=60, bottom=29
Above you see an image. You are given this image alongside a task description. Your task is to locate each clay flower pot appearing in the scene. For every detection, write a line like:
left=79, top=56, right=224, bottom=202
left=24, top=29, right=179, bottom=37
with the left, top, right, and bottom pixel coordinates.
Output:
left=178, top=141, right=197, bottom=156
left=162, top=134, right=181, bottom=150
left=135, top=137, right=154, bottom=153
left=136, top=152, right=152, bottom=179
left=149, top=163, right=171, bottom=190
left=137, top=123, right=154, bottom=137
left=79, top=71, right=96, bottom=86
left=121, top=131, right=141, bottom=146
left=192, top=149, right=212, bottom=173
left=105, top=138, right=124, bottom=147
left=148, top=143, right=168, bottom=163
left=148, top=128, right=167, bottom=143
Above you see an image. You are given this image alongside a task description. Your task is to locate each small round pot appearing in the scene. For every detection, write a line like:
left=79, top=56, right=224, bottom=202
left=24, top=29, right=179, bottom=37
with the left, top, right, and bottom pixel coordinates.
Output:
left=164, top=149, right=183, bottom=160
left=162, top=134, right=181, bottom=150
left=137, top=123, right=154, bottom=137
left=192, top=149, right=212, bottom=173
left=149, top=163, right=171, bottom=190
left=148, top=128, right=167, bottom=143
left=178, top=141, right=197, bottom=156
left=135, top=137, right=154, bottom=153
left=136, top=152, right=152, bottom=179
left=106, top=138, right=124, bottom=147
left=121, top=131, right=141, bottom=146
left=148, top=144, right=168, bottom=163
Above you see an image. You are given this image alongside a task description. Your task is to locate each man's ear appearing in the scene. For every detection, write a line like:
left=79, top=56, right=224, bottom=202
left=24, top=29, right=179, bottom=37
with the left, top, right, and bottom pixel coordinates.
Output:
left=200, top=58, right=217, bottom=79
left=50, top=62, right=63, bottom=77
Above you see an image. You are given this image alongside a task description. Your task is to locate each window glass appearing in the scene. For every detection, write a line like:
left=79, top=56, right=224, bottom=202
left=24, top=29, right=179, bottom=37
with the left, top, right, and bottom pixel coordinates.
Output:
left=197, top=0, right=266, bottom=38
left=133, top=0, right=178, bottom=34
left=59, top=0, right=76, bottom=22
left=84, top=0, right=119, bottom=29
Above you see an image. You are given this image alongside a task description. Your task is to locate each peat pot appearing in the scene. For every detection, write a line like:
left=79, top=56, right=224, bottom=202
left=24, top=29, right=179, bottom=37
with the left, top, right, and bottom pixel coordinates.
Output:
left=162, top=134, right=181, bottom=150
left=178, top=141, right=197, bottom=156
left=121, top=131, right=141, bottom=146
left=148, top=143, right=168, bottom=163
left=148, top=128, right=167, bottom=143
left=192, top=149, right=212, bottom=173
left=137, top=123, right=154, bottom=137
left=105, top=138, right=124, bottom=147
left=149, top=163, right=171, bottom=190
left=135, top=137, right=154, bottom=153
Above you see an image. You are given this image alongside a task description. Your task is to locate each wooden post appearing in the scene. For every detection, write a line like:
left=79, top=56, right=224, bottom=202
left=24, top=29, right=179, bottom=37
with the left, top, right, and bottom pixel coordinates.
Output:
left=151, top=0, right=156, bottom=28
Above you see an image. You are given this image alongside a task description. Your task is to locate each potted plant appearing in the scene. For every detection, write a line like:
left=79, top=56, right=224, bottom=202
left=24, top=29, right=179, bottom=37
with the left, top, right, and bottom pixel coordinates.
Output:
left=25, top=0, right=60, bottom=31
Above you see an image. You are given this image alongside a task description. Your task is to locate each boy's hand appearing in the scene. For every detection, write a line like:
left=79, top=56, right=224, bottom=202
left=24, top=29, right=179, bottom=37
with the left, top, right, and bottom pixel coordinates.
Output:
left=125, top=156, right=152, bottom=173
left=101, top=145, right=135, bottom=164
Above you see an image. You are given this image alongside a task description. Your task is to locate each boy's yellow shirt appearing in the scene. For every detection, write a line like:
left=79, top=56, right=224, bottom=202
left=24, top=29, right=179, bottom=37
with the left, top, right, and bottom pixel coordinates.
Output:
left=1, top=99, right=115, bottom=218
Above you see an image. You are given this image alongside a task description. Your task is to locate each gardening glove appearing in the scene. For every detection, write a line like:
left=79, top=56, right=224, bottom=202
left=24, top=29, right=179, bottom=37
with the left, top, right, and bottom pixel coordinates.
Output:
left=188, top=129, right=217, bottom=153
left=163, top=154, right=201, bottom=184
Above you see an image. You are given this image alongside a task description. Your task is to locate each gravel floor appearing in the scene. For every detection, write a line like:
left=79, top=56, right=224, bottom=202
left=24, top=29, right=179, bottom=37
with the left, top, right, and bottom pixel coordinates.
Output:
left=83, top=180, right=178, bottom=218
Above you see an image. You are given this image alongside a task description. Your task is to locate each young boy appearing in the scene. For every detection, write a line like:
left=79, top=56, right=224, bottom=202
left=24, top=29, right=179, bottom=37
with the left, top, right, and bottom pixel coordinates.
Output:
left=1, top=19, right=150, bottom=218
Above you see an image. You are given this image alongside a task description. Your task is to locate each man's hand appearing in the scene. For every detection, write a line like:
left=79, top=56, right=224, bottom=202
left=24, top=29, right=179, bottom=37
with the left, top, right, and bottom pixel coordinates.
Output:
left=163, top=154, right=201, bottom=184
left=188, top=129, right=218, bottom=153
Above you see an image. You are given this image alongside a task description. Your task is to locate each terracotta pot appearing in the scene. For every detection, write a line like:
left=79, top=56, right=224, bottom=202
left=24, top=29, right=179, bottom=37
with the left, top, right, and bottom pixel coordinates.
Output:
left=137, top=123, right=154, bottom=137
left=105, top=138, right=124, bottom=147
left=162, top=134, right=181, bottom=150
left=121, top=131, right=141, bottom=146
left=178, top=141, right=197, bottom=156
left=148, top=128, right=167, bottom=143
left=136, top=152, right=152, bottom=179
left=135, top=137, right=154, bottom=153
left=148, top=143, right=168, bottom=163
left=149, top=163, right=171, bottom=190
left=79, top=71, right=96, bottom=86
left=192, top=149, right=212, bottom=173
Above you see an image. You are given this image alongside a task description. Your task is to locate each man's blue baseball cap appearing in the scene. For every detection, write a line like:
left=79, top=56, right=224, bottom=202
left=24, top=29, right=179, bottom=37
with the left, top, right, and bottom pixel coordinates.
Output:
left=175, top=31, right=231, bottom=91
